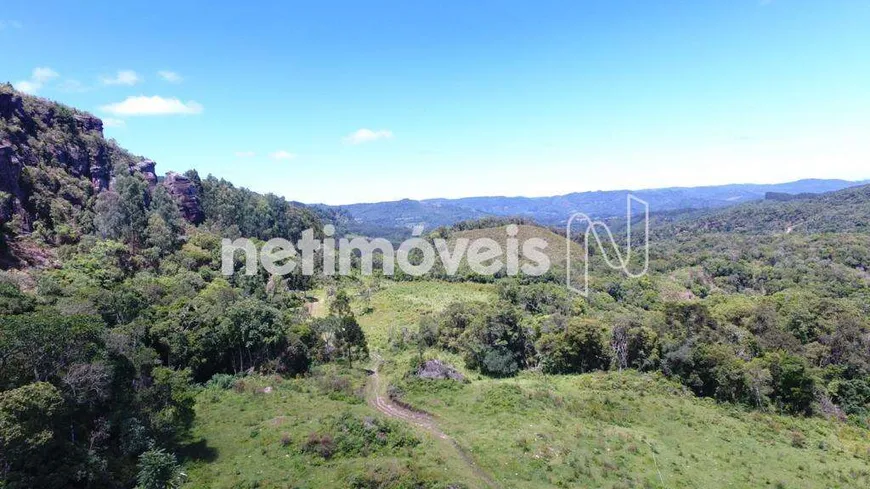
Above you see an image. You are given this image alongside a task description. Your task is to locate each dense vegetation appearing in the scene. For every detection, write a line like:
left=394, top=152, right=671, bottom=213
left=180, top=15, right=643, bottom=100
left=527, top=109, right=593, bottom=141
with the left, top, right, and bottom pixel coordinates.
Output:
left=0, top=181, right=368, bottom=488
left=1, top=89, right=368, bottom=488
left=396, top=213, right=870, bottom=420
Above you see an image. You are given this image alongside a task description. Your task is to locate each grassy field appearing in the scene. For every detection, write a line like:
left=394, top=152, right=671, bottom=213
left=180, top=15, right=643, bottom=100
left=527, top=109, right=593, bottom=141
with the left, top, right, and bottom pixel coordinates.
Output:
left=354, top=279, right=497, bottom=351
left=185, top=280, right=870, bottom=488
left=182, top=366, right=487, bottom=488
left=391, top=367, right=870, bottom=488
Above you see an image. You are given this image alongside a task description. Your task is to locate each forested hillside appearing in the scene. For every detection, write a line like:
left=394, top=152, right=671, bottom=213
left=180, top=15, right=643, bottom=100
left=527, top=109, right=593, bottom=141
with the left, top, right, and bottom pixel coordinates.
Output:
left=0, top=87, right=343, bottom=488
left=651, top=183, right=870, bottom=236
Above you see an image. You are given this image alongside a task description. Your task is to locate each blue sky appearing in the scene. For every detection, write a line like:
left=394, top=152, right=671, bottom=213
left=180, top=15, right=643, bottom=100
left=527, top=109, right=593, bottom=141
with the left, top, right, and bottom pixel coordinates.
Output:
left=2, top=0, right=869, bottom=204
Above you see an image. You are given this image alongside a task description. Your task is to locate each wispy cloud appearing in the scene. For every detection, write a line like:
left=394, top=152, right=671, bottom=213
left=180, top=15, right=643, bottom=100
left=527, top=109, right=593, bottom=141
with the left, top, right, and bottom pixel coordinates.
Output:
left=100, top=96, right=203, bottom=116
left=270, top=150, right=297, bottom=161
left=344, top=128, right=394, bottom=145
left=158, top=70, right=184, bottom=83
left=234, top=151, right=256, bottom=158
left=100, top=70, right=143, bottom=86
left=103, top=118, right=126, bottom=128
left=13, top=67, right=59, bottom=94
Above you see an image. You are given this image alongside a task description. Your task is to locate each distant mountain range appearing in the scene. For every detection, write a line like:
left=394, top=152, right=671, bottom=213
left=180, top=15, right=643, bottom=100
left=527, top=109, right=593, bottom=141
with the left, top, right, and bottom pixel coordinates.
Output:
left=316, top=179, right=870, bottom=238
left=648, top=183, right=870, bottom=237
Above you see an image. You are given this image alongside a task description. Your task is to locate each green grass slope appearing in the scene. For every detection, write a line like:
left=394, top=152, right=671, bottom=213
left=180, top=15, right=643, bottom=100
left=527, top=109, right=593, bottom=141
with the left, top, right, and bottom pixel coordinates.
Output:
left=183, top=367, right=487, bottom=489
left=391, top=369, right=870, bottom=489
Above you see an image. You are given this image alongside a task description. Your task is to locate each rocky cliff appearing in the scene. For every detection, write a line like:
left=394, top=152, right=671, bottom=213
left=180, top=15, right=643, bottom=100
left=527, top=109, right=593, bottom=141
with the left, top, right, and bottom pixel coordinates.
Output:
left=0, top=84, right=204, bottom=237
left=164, top=171, right=204, bottom=224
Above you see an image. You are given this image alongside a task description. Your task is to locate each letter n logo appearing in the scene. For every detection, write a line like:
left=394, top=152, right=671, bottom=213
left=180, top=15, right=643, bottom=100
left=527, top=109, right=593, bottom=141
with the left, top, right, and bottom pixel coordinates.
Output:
left=566, top=195, right=650, bottom=297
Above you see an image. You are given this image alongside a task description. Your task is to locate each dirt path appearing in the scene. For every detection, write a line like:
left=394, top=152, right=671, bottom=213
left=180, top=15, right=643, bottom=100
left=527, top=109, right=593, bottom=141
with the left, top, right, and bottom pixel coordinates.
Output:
left=365, top=357, right=500, bottom=489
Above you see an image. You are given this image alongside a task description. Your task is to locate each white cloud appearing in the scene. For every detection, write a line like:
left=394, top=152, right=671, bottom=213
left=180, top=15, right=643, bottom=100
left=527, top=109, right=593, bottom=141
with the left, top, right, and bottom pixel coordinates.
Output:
left=234, top=151, right=256, bottom=158
left=13, top=80, right=39, bottom=94
left=13, top=67, right=59, bottom=94
left=100, top=96, right=204, bottom=116
left=270, top=150, right=297, bottom=161
left=344, top=128, right=394, bottom=145
left=103, top=118, right=126, bottom=128
left=158, top=70, right=184, bottom=83
left=100, top=70, right=143, bottom=86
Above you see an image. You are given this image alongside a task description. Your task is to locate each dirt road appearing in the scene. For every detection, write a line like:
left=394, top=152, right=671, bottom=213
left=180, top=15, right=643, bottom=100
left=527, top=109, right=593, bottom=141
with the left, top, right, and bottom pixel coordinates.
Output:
left=365, top=357, right=499, bottom=489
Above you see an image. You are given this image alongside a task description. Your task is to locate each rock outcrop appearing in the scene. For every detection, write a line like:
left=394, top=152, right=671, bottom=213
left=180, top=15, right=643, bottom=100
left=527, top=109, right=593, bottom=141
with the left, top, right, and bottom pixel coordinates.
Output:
left=74, top=113, right=103, bottom=134
left=134, top=159, right=158, bottom=187
left=0, top=84, right=207, bottom=233
left=416, top=360, right=465, bottom=381
left=0, top=89, right=24, bottom=121
left=1, top=84, right=118, bottom=230
left=0, top=141, right=23, bottom=224
left=163, top=171, right=204, bottom=224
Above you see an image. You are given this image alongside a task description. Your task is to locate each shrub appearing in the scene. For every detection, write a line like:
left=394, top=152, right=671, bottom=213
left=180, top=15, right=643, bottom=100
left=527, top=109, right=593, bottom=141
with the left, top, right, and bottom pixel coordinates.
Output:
left=538, top=319, right=611, bottom=375
left=301, top=432, right=336, bottom=459
left=790, top=430, right=807, bottom=448
left=459, top=304, right=533, bottom=377
left=205, top=373, right=237, bottom=390
left=766, top=352, right=816, bottom=415
left=136, top=448, right=185, bottom=489
left=0, top=281, right=36, bottom=315
left=481, top=348, right=520, bottom=377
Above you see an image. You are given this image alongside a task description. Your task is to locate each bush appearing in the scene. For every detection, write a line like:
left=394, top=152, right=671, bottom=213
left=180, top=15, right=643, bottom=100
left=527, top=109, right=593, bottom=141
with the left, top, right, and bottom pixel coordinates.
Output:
left=434, top=302, right=484, bottom=353
left=136, top=448, right=185, bottom=489
left=301, top=432, right=336, bottom=459
left=0, top=281, right=35, bottom=315
left=766, top=352, right=816, bottom=415
left=690, top=344, right=750, bottom=403
left=537, top=319, right=611, bottom=374
left=610, top=319, right=660, bottom=371
left=459, top=304, right=533, bottom=377
left=833, top=378, right=870, bottom=416
left=205, top=373, right=237, bottom=390
left=481, top=349, right=520, bottom=377
left=790, top=430, right=807, bottom=448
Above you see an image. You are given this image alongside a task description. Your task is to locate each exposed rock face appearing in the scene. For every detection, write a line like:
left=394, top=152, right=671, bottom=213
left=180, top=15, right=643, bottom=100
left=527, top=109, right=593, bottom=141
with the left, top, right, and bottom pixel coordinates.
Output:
left=1, top=84, right=207, bottom=234
left=0, top=141, right=23, bottom=224
left=163, top=171, right=204, bottom=224
left=134, top=159, right=158, bottom=187
left=416, top=360, right=465, bottom=381
left=1, top=84, right=136, bottom=233
left=1, top=84, right=114, bottom=195
left=0, top=89, right=24, bottom=121
left=90, top=152, right=111, bottom=192
left=74, top=114, right=103, bottom=134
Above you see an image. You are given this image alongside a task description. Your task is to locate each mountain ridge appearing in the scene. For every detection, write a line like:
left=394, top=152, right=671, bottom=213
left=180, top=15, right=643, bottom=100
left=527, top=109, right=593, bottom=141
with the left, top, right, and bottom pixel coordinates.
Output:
left=320, top=178, right=869, bottom=238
